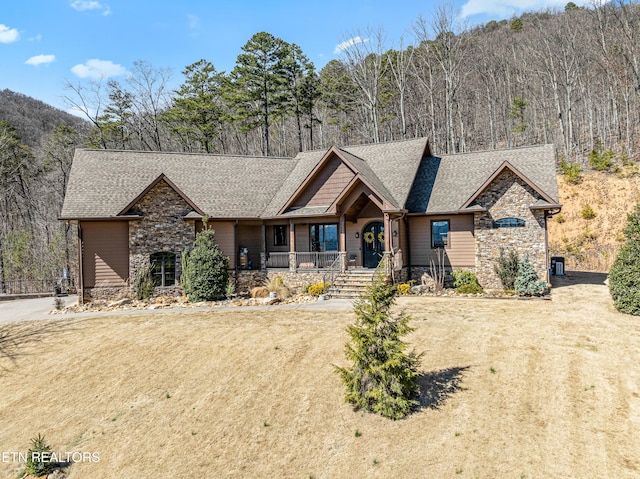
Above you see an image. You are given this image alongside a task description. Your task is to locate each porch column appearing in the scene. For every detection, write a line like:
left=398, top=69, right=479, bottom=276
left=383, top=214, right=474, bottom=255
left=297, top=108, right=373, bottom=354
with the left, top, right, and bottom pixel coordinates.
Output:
left=289, top=221, right=296, bottom=272
left=383, top=213, right=392, bottom=253
left=260, top=223, right=266, bottom=271
left=339, top=215, right=347, bottom=272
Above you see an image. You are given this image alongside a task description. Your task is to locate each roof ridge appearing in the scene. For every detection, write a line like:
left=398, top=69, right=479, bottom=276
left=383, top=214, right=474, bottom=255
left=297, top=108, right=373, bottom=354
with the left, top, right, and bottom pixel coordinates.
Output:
left=438, top=143, right=553, bottom=158
left=76, top=148, right=294, bottom=160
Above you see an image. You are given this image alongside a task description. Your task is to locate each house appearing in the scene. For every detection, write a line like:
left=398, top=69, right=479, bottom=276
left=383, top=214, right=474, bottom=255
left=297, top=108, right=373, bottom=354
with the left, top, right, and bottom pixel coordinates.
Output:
left=59, top=138, right=561, bottom=302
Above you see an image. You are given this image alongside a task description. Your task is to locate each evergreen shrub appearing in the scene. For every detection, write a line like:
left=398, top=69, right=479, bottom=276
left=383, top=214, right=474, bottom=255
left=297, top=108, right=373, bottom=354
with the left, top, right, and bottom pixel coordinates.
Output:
left=181, top=229, right=229, bottom=302
left=609, top=204, right=640, bottom=315
left=337, top=274, right=420, bottom=420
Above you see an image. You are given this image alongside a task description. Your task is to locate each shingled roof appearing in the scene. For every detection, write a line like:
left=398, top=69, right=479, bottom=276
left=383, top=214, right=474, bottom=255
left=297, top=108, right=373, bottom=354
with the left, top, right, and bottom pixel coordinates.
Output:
left=60, top=149, right=295, bottom=219
left=405, top=144, right=559, bottom=214
left=60, top=139, right=559, bottom=220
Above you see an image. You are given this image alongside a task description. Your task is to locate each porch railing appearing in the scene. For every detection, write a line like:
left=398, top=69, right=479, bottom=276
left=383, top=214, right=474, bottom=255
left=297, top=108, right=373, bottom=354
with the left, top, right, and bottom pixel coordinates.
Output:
left=265, top=251, right=341, bottom=270
left=296, top=251, right=339, bottom=269
left=265, top=252, right=290, bottom=269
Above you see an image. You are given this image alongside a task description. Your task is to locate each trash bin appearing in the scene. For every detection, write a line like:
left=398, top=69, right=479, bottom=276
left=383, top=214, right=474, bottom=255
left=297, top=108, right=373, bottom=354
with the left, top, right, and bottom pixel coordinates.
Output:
left=551, top=256, right=565, bottom=276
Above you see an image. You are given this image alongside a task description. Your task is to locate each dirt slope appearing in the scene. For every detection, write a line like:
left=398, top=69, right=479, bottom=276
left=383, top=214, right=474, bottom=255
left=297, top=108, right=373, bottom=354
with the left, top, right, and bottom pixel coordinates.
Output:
left=548, top=172, right=640, bottom=272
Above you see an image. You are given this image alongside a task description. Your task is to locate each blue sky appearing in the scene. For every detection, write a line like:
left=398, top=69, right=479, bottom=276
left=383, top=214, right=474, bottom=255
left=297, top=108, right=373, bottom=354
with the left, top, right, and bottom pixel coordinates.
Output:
left=1, top=0, right=590, bottom=113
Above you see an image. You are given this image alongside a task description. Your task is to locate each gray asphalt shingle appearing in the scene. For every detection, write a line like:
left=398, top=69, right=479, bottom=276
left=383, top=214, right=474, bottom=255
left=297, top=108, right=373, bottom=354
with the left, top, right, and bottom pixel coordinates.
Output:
left=61, top=140, right=558, bottom=220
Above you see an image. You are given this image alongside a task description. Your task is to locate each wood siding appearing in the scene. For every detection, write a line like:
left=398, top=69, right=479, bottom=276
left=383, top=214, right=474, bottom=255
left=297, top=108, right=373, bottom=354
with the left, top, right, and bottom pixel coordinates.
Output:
left=238, top=223, right=262, bottom=269
left=294, top=156, right=355, bottom=208
left=207, top=221, right=235, bottom=269
left=82, top=221, right=128, bottom=287
left=409, top=215, right=475, bottom=268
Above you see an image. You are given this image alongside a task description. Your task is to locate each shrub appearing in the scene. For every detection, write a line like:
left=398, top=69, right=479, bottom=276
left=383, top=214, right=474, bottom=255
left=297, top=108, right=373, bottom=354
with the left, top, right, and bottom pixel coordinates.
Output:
left=181, top=229, right=229, bottom=302
left=494, top=248, right=520, bottom=290
left=307, top=282, right=328, bottom=296
left=250, top=286, right=269, bottom=298
left=396, top=283, right=411, bottom=295
left=134, top=261, right=154, bottom=300
left=588, top=148, right=614, bottom=171
left=457, top=283, right=484, bottom=294
left=555, top=214, right=565, bottom=224
left=581, top=204, right=596, bottom=220
left=514, top=255, right=545, bottom=296
left=609, top=204, right=640, bottom=315
left=264, top=277, right=291, bottom=299
left=25, top=434, right=54, bottom=476
left=558, top=158, right=582, bottom=184
left=336, top=274, right=420, bottom=420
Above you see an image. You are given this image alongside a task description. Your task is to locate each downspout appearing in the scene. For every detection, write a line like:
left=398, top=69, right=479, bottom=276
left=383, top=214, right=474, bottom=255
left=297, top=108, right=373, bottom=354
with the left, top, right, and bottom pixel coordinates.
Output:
left=77, top=222, right=84, bottom=306
left=544, top=208, right=562, bottom=284
left=234, top=220, right=238, bottom=291
left=403, top=214, right=411, bottom=281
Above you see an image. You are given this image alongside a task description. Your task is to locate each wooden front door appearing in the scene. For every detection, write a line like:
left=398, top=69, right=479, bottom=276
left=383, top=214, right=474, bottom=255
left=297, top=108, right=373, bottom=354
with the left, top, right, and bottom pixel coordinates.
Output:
left=362, top=221, right=384, bottom=268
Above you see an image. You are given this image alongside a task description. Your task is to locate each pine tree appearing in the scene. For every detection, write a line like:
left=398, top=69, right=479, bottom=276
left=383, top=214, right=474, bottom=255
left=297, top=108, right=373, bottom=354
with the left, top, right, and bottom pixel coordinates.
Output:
left=609, top=204, right=640, bottom=315
left=181, top=228, right=229, bottom=302
left=162, top=59, right=225, bottom=153
left=514, top=254, right=544, bottom=296
left=225, top=32, right=290, bottom=156
left=337, top=274, right=420, bottom=420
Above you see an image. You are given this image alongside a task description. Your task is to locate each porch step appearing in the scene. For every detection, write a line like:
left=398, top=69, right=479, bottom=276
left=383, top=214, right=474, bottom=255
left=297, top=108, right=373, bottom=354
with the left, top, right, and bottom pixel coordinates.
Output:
left=326, top=270, right=377, bottom=299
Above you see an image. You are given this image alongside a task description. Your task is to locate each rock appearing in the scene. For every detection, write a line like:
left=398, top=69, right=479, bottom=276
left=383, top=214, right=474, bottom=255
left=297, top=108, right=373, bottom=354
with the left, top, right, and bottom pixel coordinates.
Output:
left=108, top=298, right=131, bottom=308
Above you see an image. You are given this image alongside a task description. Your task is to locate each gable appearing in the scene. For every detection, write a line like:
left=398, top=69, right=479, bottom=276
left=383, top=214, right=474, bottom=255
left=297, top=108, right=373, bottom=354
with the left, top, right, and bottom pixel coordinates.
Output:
left=119, top=173, right=203, bottom=217
left=460, top=161, right=559, bottom=211
left=125, top=177, right=196, bottom=218
left=289, top=153, right=356, bottom=210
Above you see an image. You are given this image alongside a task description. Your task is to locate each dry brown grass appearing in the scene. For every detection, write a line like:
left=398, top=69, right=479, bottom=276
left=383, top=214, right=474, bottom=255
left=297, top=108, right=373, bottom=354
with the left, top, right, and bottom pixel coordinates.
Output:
left=2, top=275, right=640, bottom=478
left=549, top=172, right=640, bottom=271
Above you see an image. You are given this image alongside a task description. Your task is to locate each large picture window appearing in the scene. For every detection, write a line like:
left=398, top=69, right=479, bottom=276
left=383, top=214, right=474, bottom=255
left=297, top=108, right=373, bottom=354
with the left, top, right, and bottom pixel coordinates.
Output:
left=150, top=252, right=176, bottom=287
left=310, top=224, right=338, bottom=252
left=273, top=225, right=287, bottom=246
left=431, top=220, right=449, bottom=249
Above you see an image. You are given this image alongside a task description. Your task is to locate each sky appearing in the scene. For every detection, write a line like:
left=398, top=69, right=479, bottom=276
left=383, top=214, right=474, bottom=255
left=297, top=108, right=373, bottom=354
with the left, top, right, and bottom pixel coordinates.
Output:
left=0, top=0, right=591, bottom=113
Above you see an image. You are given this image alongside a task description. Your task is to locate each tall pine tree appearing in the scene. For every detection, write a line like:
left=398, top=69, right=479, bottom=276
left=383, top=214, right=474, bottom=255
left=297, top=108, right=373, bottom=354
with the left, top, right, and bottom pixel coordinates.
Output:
left=225, top=32, right=290, bottom=156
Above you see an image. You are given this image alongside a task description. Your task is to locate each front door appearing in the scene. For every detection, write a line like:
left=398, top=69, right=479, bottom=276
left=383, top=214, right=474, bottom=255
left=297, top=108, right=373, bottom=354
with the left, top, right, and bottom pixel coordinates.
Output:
left=362, top=221, right=384, bottom=268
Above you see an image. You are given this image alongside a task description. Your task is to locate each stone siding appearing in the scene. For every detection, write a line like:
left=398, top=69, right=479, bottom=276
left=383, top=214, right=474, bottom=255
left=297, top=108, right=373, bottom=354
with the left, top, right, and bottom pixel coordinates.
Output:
left=233, top=270, right=267, bottom=293
left=267, top=270, right=326, bottom=293
left=128, top=180, right=196, bottom=290
left=474, top=169, right=548, bottom=289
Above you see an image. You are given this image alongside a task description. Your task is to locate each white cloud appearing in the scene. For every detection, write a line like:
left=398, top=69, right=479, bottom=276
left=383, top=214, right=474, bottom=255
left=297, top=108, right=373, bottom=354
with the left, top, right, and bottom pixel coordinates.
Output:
left=334, top=36, right=368, bottom=54
left=71, top=59, right=126, bottom=80
left=0, top=24, right=19, bottom=44
left=187, top=14, right=199, bottom=29
left=460, top=0, right=591, bottom=18
left=70, top=0, right=111, bottom=15
left=25, top=54, right=56, bottom=66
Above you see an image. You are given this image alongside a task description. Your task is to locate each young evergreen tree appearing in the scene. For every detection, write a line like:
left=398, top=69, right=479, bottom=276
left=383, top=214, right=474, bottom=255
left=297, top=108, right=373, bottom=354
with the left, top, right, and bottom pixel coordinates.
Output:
left=337, top=274, right=421, bottom=420
left=181, top=228, right=229, bottom=302
left=514, top=254, right=544, bottom=296
left=609, top=204, right=640, bottom=315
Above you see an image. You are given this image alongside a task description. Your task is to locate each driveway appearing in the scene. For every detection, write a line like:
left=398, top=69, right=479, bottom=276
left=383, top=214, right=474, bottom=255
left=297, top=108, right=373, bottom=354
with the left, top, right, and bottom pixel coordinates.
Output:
left=0, top=294, right=355, bottom=323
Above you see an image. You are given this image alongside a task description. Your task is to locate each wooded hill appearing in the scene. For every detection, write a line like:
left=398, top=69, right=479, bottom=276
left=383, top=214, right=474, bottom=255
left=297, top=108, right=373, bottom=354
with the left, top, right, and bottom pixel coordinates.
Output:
left=2, top=1, right=640, bottom=290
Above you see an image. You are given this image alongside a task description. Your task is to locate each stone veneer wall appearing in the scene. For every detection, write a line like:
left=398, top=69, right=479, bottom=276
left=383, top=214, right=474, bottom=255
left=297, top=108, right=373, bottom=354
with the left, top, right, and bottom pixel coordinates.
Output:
left=474, top=169, right=548, bottom=289
left=267, top=271, right=326, bottom=293
left=128, top=180, right=196, bottom=292
left=233, top=270, right=326, bottom=294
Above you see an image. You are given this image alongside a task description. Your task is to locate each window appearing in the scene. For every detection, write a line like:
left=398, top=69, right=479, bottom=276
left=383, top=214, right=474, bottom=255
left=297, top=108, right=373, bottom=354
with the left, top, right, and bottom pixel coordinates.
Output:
left=310, top=224, right=338, bottom=251
left=494, top=217, right=525, bottom=228
left=274, top=225, right=287, bottom=246
left=150, top=252, right=175, bottom=287
left=431, top=220, right=449, bottom=249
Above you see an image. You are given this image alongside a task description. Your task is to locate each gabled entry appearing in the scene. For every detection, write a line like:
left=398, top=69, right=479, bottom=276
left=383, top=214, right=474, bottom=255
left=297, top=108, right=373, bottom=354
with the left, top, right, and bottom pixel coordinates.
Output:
left=362, top=221, right=384, bottom=268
